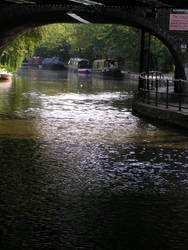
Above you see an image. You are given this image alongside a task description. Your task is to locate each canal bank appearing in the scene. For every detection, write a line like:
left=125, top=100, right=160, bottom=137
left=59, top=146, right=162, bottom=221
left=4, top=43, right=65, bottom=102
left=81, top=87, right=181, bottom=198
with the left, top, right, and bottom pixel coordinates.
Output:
left=132, top=100, right=188, bottom=129
left=133, top=71, right=188, bottom=130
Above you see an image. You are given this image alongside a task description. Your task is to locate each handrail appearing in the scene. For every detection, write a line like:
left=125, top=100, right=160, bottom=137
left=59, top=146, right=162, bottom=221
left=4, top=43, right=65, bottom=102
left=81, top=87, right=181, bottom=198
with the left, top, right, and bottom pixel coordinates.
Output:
left=140, top=71, right=188, bottom=83
left=140, top=71, right=164, bottom=79
left=138, top=72, right=188, bottom=112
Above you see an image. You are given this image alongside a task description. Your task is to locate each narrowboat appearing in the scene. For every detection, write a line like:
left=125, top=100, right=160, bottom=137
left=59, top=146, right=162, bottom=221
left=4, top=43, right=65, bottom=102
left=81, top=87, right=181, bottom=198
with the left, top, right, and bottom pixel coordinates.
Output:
left=92, top=59, right=123, bottom=78
left=68, top=58, right=91, bottom=74
left=28, top=57, right=43, bottom=67
left=42, top=57, right=65, bottom=70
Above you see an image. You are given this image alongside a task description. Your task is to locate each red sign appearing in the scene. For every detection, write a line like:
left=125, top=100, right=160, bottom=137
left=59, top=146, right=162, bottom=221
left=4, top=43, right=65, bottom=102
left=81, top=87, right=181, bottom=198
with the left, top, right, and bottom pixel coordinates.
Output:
left=169, top=14, right=188, bottom=30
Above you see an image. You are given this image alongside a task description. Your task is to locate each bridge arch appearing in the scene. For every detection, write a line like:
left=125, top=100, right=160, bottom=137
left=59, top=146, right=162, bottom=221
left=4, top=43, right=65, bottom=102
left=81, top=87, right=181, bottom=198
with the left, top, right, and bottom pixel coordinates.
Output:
left=0, top=5, right=187, bottom=81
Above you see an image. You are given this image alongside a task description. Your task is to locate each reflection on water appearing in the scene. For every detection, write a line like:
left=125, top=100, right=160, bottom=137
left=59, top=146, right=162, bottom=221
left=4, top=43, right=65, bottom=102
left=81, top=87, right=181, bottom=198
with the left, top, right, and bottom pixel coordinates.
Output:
left=0, top=81, right=12, bottom=92
left=0, top=68, right=187, bottom=250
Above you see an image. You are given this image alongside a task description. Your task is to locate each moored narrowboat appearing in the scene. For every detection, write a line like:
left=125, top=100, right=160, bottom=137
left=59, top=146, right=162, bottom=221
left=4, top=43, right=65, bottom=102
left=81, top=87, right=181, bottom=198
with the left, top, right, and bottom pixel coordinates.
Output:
left=92, top=59, right=123, bottom=78
left=68, top=58, right=91, bottom=74
left=42, top=57, right=65, bottom=70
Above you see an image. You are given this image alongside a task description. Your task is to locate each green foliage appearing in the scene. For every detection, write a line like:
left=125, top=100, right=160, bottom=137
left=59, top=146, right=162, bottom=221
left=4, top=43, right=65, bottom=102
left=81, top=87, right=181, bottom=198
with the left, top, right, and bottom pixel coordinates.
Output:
left=0, top=26, right=46, bottom=72
left=34, top=24, right=71, bottom=61
left=150, top=36, right=174, bottom=73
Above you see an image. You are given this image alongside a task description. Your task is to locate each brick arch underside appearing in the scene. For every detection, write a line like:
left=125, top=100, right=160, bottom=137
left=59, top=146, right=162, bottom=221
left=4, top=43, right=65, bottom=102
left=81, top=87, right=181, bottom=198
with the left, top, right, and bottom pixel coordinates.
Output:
left=0, top=6, right=185, bottom=79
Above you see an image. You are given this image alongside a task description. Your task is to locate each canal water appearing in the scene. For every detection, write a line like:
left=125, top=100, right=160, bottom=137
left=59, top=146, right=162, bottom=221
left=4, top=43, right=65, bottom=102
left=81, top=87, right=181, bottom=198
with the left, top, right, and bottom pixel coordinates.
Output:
left=0, top=67, right=187, bottom=250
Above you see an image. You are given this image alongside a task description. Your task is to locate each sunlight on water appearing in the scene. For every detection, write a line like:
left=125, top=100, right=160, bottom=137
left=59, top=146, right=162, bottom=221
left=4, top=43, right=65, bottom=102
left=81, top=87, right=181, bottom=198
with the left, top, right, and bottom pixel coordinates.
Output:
left=0, top=76, right=187, bottom=148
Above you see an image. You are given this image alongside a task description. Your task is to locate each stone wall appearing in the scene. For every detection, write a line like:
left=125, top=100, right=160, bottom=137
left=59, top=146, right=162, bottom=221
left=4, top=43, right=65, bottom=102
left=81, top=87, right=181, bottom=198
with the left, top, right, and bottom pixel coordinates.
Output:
left=132, top=101, right=188, bottom=129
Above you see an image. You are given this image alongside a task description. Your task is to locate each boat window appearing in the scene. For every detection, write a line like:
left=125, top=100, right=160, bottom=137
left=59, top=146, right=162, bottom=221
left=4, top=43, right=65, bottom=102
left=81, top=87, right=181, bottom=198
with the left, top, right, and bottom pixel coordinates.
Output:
left=78, top=61, right=91, bottom=69
left=114, top=61, right=118, bottom=68
left=104, top=60, right=110, bottom=68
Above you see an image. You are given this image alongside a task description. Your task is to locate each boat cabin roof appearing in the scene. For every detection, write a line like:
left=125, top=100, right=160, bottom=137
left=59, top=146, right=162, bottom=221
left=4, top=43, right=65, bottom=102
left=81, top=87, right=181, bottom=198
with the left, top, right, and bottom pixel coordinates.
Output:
left=93, top=59, right=118, bottom=63
left=68, top=57, right=89, bottom=63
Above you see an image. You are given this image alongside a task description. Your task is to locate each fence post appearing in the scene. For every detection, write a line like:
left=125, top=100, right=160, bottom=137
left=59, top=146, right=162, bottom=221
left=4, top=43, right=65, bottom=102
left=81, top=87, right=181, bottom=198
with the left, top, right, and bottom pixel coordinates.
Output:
left=178, top=80, right=182, bottom=111
left=166, top=79, right=169, bottom=108
left=155, top=79, right=158, bottom=106
left=147, top=74, right=150, bottom=104
left=151, top=71, right=154, bottom=90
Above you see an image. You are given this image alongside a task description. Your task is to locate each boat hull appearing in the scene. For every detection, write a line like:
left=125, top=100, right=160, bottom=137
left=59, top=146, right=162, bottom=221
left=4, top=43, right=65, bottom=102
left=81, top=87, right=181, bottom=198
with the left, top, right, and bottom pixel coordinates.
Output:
left=42, top=64, right=65, bottom=70
left=92, top=69, right=123, bottom=79
left=0, top=74, right=12, bottom=81
left=78, top=68, right=91, bottom=74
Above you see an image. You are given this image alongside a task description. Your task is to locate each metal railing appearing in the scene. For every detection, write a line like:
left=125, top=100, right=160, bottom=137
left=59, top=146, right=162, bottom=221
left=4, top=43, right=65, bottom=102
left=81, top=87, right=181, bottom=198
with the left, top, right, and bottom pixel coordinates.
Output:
left=137, top=71, right=188, bottom=112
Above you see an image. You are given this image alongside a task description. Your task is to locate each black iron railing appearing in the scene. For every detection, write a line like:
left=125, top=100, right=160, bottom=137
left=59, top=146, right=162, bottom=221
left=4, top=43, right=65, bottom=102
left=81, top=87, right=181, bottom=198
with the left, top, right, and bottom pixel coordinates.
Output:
left=137, top=71, right=188, bottom=112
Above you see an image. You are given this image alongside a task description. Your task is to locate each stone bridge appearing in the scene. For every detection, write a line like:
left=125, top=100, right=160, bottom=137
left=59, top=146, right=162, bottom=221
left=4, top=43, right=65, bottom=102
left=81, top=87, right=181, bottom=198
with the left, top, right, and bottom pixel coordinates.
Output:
left=1, top=1, right=188, bottom=82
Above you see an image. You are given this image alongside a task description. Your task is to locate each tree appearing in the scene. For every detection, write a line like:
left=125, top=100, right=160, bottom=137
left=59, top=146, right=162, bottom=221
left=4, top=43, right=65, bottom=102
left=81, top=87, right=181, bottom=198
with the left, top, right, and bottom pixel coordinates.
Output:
left=0, top=26, right=46, bottom=72
left=34, top=23, right=71, bottom=62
